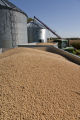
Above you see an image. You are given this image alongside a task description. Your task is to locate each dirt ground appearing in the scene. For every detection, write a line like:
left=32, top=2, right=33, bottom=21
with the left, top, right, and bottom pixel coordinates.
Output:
left=0, top=47, right=80, bottom=120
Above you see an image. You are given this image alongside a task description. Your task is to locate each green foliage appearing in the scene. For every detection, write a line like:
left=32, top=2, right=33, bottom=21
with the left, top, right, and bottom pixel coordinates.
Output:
left=27, top=18, right=33, bottom=23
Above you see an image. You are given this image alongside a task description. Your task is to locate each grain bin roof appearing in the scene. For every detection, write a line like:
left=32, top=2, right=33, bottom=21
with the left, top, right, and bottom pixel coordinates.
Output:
left=0, top=0, right=28, bottom=17
left=28, top=21, right=46, bottom=29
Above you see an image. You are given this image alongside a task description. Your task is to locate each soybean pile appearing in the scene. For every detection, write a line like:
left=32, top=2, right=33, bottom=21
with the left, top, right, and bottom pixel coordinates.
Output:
left=0, top=48, right=80, bottom=120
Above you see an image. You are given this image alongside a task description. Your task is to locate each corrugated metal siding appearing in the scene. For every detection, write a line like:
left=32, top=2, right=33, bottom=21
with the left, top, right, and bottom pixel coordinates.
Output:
left=0, top=9, right=28, bottom=48
left=27, top=22, right=47, bottom=43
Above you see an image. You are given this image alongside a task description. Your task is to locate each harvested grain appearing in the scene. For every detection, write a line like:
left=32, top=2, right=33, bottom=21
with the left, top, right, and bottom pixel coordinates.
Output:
left=37, top=42, right=55, bottom=45
left=0, top=47, right=80, bottom=120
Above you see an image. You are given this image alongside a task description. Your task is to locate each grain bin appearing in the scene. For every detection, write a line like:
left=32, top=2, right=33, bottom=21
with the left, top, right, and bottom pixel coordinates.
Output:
left=27, top=21, right=47, bottom=43
left=0, top=0, right=28, bottom=48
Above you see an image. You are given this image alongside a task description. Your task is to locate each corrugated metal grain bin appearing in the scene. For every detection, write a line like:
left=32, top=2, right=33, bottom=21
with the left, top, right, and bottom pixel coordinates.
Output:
left=0, top=0, right=28, bottom=48
left=27, top=21, right=47, bottom=43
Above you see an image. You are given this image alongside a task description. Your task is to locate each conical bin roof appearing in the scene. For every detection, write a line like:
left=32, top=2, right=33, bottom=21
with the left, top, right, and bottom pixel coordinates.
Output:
left=0, top=0, right=28, bottom=17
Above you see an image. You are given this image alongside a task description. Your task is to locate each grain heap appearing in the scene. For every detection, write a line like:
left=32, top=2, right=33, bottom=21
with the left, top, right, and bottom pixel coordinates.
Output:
left=37, top=43, right=55, bottom=45
left=0, top=48, right=80, bottom=120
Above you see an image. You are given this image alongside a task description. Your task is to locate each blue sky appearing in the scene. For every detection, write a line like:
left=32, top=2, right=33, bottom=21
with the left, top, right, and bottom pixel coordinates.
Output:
left=10, top=0, right=80, bottom=38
